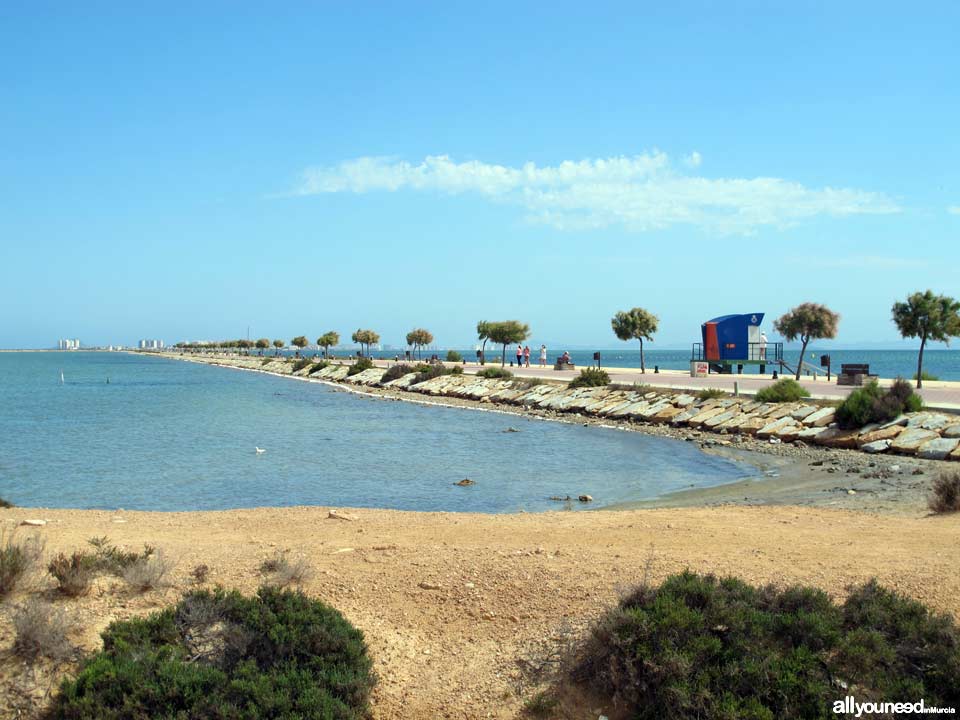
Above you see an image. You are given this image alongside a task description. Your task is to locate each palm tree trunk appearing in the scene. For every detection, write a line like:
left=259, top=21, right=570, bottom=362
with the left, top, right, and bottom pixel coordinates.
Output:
left=481, top=339, right=487, bottom=365
left=796, top=337, right=809, bottom=381
left=639, top=339, right=645, bottom=373
left=917, top=334, right=926, bottom=389
left=501, top=344, right=507, bottom=366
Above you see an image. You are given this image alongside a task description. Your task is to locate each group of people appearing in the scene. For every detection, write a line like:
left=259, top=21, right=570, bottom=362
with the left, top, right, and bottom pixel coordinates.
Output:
left=514, top=344, right=550, bottom=368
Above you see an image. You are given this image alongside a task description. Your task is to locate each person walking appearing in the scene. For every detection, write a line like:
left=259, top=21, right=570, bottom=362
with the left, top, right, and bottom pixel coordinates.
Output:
left=516, top=344, right=523, bottom=368
left=523, top=345, right=531, bottom=368
left=539, top=344, right=547, bottom=368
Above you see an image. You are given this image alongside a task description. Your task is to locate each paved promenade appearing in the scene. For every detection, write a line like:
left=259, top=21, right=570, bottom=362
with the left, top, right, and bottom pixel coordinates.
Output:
left=364, top=358, right=960, bottom=411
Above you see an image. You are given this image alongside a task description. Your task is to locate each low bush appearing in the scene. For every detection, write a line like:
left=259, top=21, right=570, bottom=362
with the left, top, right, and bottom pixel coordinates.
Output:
left=446, top=350, right=463, bottom=362
left=122, top=550, right=174, bottom=593
left=52, top=587, right=375, bottom=719
left=478, top=366, right=513, bottom=379
left=0, top=531, right=44, bottom=598
left=347, top=357, right=375, bottom=376
left=87, top=536, right=154, bottom=575
left=914, top=371, right=940, bottom=382
left=190, top=564, right=210, bottom=584
left=569, top=572, right=960, bottom=719
left=569, top=368, right=610, bottom=389
left=260, top=550, right=313, bottom=588
left=12, top=598, right=74, bottom=663
left=381, top=364, right=414, bottom=383
left=49, top=551, right=96, bottom=597
left=696, top=387, right=727, bottom=401
left=291, top=358, right=312, bottom=372
left=411, top=365, right=461, bottom=384
left=0, top=495, right=13, bottom=508
left=929, top=470, right=960, bottom=514
left=836, top=378, right=923, bottom=429
left=308, top=360, right=329, bottom=374
left=514, top=378, right=545, bottom=389
left=754, top=378, right=811, bottom=403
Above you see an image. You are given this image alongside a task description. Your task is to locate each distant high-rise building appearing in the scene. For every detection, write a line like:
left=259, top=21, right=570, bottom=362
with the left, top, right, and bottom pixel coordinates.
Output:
left=138, top=339, right=164, bottom=350
left=57, top=339, right=81, bottom=350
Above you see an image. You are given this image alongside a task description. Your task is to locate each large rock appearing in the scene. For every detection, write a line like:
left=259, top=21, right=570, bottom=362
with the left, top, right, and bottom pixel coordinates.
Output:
left=950, top=445, right=960, bottom=462
left=814, top=428, right=861, bottom=449
left=917, top=437, right=960, bottom=460
left=790, top=405, right=819, bottom=421
left=686, top=406, right=729, bottom=427
left=703, top=410, right=742, bottom=429
left=650, top=405, right=685, bottom=423
left=861, top=439, right=892, bottom=454
left=942, top=424, right=960, bottom=439
left=890, top=428, right=940, bottom=454
left=673, top=394, right=697, bottom=407
left=802, top=407, right=836, bottom=427
left=757, top=417, right=797, bottom=439
left=857, top=425, right=904, bottom=446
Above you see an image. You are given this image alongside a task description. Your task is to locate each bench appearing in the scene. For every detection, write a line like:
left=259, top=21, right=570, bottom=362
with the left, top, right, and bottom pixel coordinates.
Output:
left=838, top=363, right=877, bottom=386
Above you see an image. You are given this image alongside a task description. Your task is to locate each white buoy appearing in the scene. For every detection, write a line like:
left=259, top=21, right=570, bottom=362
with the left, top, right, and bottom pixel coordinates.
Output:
left=255, top=447, right=266, bottom=454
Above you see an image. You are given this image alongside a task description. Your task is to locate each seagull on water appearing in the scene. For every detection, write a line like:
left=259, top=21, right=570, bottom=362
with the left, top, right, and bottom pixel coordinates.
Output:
left=255, top=447, right=266, bottom=454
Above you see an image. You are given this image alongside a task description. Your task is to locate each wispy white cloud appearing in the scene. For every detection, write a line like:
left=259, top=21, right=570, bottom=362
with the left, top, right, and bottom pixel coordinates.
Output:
left=295, top=152, right=900, bottom=235
left=787, top=255, right=928, bottom=270
left=948, top=205, right=960, bottom=215
left=683, top=151, right=702, bottom=168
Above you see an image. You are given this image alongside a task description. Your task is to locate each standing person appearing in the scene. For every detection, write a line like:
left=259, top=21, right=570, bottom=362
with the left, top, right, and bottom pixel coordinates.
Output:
left=523, top=345, right=531, bottom=367
left=516, top=344, right=523, bottom=368
left=759, top=331, right=768, bottom=361
left=539, top=344, right=547, bottom=368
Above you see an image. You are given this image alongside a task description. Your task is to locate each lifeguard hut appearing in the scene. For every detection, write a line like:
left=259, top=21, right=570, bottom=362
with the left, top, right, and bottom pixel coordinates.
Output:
left=690, top=313, right=782, bottom=375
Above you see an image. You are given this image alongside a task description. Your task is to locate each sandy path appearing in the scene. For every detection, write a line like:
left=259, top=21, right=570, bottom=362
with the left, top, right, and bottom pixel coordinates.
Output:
left=2, top=505, right=958, bottom=718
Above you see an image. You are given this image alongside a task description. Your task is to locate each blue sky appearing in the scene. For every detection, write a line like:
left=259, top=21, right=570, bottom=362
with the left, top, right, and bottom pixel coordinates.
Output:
left=1, top=2, right=958, bottom=349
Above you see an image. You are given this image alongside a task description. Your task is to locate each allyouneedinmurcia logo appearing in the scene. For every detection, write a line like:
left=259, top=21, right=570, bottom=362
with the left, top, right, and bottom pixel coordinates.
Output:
left=834, top=697, right=956, bottom=716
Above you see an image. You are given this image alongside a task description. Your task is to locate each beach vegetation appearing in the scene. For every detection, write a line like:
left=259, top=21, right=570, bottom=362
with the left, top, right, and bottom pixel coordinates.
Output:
left=0, top=531, right=44, bottom=598
left=12, top=598, right=75, bottom=663
left=190, top=564, right=210, bottom=584
left=381, top=364, right=414, bottom=383
left=260, top=550, right=313, bottom=588
left=87, top=536, right=155, bottom=575
left=51, top=587, right=375, bottom=719
left=309, top=360, right=329, bottom=374
left=411, top=364, right=461, bottom=385
left=695, top=387, right=727, bottom=401
left=478, top=366, right=513, bottom=379
left=406, top=328, right=434, bottom=360
left=0, top=495, right=13, bottom=508
left=317, top=331, right=339, bottom=358
left=773, top=302, right=841, bottom=381
left=568, top=571, right=960, bottom=720
left=122, top=550, right=174, bottom=593
left=893, top=290, right=960, bottom=389
left=292, top=358, right=312, bottom=372
left=347, top=357, right=375, bottom=376
left=351, top=328, right=380, bottom=356
left=569, top=368, right=610, bottom=389
left=523, top=690, right=560, bottom=717
left=484, top=320, right=531, bottom=366
left=929, top=470, right=960, bottom=514
left=49, top=551, right=96, bottom=597
left=835, top=378, right=922, bottom=429
left=913, top=370, right=940, bottom=382
left=754, top=378, right=811, bottom=403
left=446, top=350, right=463, bottom=362
left=514, top=378, right=545, bottom=389
left=611, top=307, right=659, bottom=374
left=476, top=320, right=493, bottom=364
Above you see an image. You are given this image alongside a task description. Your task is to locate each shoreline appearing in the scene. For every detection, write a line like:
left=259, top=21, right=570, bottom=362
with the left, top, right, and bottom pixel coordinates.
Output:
left=158, top=352, right=946, bottom=517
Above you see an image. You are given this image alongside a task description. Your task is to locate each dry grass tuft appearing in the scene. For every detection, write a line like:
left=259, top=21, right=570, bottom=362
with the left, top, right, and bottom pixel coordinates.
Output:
left=0, top=531, right=45, bottom=598
left=12, top=598, right=74, bottom=662
left=929, top=470, right=960, bottom=514
left=122, top=550, right=175, bottom=592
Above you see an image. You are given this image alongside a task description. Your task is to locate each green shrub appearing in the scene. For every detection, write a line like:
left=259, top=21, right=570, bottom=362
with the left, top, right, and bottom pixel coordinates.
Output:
left=87, top=537, right=154, bottom=575
left=914, top=371, right=940, bottom=382
left=381, top=364, right=415, bottom=383
left=569, top=367, right=610, bottom=389
left=836, top=378, right=922, bottom=429
left=754, top=378, right=811, bottom=403
left=308, top=361, right=329, bottom=374
left=446, top=350, right=463, bottom=362
left=696, top=387, right=727, bottom=401
left=478, top=366, right=513, bottom=379
left=346, top=357, right=375, bottom=376
left=52, top=587, right=375, bottom=719
left=0, top=531, right=44, bottom=598
left=291, top=358, right=312, bottom=372
left=411, top=364, right=461, bottom=385
left=570, top=571, right=960, bottom=720
left=929, top=471, right=960, bottom=514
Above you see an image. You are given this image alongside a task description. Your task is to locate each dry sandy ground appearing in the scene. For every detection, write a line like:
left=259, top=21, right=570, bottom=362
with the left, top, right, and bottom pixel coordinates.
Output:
left=2, top=504, right=959, bottom=719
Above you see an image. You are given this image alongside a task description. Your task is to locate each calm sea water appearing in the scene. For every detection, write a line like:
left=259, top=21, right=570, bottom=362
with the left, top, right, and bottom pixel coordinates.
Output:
left=361, top=348, right=958, bottom=379
left=0, top=352, right=754, bottom=513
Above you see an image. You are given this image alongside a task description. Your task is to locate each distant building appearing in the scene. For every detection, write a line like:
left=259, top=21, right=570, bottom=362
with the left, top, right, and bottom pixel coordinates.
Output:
left=138, top=339, right=165, bottom=350
left=57, top=339, right=81, bottom=350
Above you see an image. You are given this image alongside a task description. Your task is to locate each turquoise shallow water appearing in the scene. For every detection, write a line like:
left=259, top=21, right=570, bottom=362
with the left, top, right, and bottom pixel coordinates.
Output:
left=0, top=352, right=754, bottom=513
